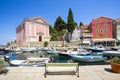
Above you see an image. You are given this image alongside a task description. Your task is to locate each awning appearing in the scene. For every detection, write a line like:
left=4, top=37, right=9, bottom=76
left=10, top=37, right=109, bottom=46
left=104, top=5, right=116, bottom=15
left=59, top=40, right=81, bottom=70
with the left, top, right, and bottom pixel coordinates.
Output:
left=93, top=38, right=116, bottom=42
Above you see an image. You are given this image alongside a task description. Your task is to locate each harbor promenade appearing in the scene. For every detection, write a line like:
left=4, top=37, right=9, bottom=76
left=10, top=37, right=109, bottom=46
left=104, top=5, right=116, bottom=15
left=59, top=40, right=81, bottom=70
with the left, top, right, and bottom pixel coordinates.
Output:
left=0, top=65, right=120, bottom=80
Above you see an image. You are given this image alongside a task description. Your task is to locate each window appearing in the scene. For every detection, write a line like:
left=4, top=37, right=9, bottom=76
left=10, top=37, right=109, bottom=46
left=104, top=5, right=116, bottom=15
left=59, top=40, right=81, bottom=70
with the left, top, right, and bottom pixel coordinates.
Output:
left=96, top=24, right=99, bottom=28
left=103, top=18, right=106, bottom=21
left=96, top=35, right=99, bottom=38
left=105, top=35, right=108, bottom=38
left=31, top=22, right=34, bottom=24
left=96, top=30, right=99, bottom=34
left=99, top=29, right=103, bottom=34
left=96, top=19, right=99, bottom=22
left=104, top=29, right=108, bottom=32
left=104, top=22, right=108, bottom=27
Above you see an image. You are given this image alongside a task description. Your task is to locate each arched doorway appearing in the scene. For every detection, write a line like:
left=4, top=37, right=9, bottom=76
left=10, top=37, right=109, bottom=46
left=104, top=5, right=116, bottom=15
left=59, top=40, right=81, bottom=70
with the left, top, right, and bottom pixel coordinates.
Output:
left=39, top=35, right=42, bottom=41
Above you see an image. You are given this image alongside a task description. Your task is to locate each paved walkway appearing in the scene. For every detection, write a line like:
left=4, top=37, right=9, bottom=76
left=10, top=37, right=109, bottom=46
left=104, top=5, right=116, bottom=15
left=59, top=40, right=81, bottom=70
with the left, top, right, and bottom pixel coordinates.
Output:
left=0, top=65, right=120, bottom=80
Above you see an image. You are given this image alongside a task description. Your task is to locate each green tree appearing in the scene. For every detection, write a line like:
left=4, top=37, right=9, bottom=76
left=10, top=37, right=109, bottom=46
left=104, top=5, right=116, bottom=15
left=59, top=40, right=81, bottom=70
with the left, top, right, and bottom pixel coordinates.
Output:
left=79, top=22, right=83, bottom=26
left=74, top=22, right=78, bottom=26
left=53, top=16, right=66, bottom=41
left=50, top=29, right=58, bottom=41
left=54, top=16, right=66, bottom=32
left=49, top=25, right=54, bottom=34
left=44, top=41, right=48, bottom=47
left=67, top=8, right=75, bottom=42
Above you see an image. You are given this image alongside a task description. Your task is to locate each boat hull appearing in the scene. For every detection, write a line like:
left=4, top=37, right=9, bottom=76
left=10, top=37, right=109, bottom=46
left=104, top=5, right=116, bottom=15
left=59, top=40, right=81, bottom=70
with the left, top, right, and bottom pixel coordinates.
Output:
left=89, top=49, right=104, bottom=52
left=103, top=51, right=120, bottom=58
left=58, top=52, right=71, bottom=57
left=71, top=54, right=104, bottom=62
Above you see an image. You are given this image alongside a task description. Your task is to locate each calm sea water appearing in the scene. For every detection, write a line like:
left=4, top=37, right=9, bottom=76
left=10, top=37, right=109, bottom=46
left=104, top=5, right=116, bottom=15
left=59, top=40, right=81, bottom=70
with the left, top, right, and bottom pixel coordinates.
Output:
left=1, top=51, right=108, bottom=65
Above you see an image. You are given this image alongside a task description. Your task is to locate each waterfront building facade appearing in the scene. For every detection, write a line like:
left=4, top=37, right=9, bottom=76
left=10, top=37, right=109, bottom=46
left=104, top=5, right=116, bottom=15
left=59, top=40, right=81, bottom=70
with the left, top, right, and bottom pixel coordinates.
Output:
left=89, top=17, right=116, bottom=46
left=72, top=26, right=82, bottom=41
left=116, top=18, right=120, bottom=40
left=80, top=26, right=92, bottom=45
left=16, top=17, right=50, bottom=43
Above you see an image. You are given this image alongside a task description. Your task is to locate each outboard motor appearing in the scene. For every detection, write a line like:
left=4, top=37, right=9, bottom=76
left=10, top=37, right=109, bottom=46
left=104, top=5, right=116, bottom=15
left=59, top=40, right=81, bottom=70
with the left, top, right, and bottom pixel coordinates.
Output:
left=4, top=56, right=10, bottom=63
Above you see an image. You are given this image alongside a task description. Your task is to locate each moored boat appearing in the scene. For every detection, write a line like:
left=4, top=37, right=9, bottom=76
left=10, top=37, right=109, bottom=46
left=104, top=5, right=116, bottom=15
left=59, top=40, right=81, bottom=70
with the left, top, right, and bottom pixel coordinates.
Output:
left=9, top=57, right=50, bottom=66
left=21, top=48, right=39, bottom=53
left=46, top=50, right=60, bottom=56
left=58, top=47, right=89, bottom=57
left=10, top=60, right=26, bottom=66
left=88, top=45, right=106, bottom=52
left=71, top=54, right=105, bottom=62
left=58, top=47, right=79, bottom=57
left=103, top=51, right=120, bottom=58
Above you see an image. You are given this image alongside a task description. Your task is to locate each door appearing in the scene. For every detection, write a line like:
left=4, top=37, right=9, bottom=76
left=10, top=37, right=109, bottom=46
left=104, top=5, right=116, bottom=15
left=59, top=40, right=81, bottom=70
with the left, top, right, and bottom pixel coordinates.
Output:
left=39, top=35, right=42, bottom=41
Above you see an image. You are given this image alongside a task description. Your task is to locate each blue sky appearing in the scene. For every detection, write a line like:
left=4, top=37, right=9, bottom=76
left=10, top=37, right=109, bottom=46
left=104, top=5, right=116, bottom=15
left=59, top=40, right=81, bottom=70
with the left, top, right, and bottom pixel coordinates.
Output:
left=0, top=0, right=120, bottom=44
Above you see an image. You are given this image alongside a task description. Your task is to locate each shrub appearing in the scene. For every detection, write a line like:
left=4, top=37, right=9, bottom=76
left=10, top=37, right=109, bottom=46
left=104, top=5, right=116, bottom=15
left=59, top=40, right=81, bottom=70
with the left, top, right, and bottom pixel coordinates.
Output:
left=44, top=41, right=48, bottom=47
left=0, top=59, right=9, bottom=73
left=111, top=57, right=120, bottom=64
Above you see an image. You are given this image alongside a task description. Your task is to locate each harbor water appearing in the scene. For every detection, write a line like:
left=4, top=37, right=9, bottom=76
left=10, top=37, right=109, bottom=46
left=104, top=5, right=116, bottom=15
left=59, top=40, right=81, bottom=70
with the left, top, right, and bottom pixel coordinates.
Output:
left=1, top=51, right=108, bottom=66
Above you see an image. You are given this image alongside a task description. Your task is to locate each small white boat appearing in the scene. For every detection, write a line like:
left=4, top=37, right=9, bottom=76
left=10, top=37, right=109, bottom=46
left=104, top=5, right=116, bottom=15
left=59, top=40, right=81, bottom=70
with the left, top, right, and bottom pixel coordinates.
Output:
left=10, top=60, right=26, bottom=66
left=111, top=46, right=120, bottom=51
left=27, top=57, right=50, bottom=62
left=46, top=50, right=60, bottom=55
left=21, top=48, right=39, bottom=53
left=10, top=57, right=50, bottom=66
left=58, top=47, right=88, bottom=57
left=58, top=47, right=79, bottom=57
left=103, top=51, right=120, bottom=58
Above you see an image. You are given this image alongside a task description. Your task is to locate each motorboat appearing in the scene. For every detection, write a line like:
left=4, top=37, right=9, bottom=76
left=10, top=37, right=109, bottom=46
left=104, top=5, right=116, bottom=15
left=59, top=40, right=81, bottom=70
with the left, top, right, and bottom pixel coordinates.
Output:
left=88, top=45, right=106, bottom=52
left=0, top=47, right=5, bottom=53
left=70, top=54, right=105, bottom=62
left=103, top=51, right=120, bottom=58
left=58, top=47, right=89, bottom=57
left=58, top=47, right=79, bottom=57
left=21, top=47, right=39, bottom=53
left=110, top=46, right=120, bottom=51
left=46, top=50, right=60, bottom=56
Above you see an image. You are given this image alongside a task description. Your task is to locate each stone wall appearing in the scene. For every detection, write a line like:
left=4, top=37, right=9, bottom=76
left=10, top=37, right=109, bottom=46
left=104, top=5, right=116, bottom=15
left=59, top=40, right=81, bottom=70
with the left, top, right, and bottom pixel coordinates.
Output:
left=8, top=41, right=70, bottom=48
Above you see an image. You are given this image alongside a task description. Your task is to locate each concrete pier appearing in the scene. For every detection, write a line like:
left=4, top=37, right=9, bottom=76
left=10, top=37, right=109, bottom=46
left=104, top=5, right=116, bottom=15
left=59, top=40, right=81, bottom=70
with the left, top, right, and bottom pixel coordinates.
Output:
left=0, top=65, right=120, bottom=80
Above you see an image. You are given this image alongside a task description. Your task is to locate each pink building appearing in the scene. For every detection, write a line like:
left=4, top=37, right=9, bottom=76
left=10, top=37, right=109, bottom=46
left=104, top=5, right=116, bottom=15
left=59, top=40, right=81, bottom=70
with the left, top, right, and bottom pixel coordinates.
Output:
left=16, top=17, right=50, bottom=43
